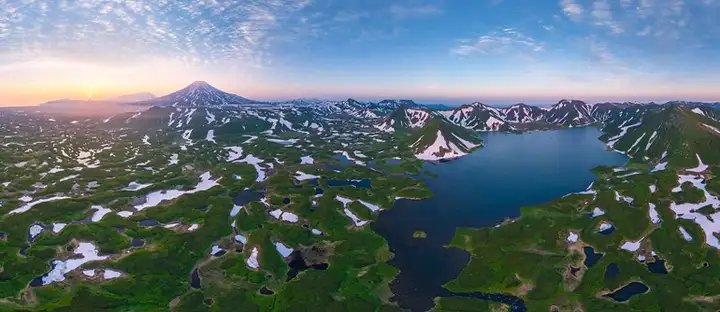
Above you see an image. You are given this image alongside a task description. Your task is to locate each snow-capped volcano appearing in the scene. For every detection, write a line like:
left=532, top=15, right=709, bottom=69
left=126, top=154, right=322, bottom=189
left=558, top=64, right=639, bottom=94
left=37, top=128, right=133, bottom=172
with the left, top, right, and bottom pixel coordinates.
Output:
left=135, top=81, right=262, bottom=107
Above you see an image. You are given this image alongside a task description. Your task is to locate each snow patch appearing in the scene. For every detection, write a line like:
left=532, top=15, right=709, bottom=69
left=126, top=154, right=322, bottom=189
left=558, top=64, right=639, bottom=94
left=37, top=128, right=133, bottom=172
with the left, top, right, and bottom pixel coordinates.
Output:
left=9, top=196, right=71, bottom=215
left=103, top=269, right=122, bottom=279
left=90, top=205, right=112, bottom=222
left=300, top=155, right=314, bottom=164
left=686, top=153, right=708, bottom=173
left=205, top=130, right=216, bottom=143
left=134, top=172, right=220, bottom=210
left=591, top=207, right=605, bottom=217
left=237, top=155, right=266, bottom=182
left=649, top=203, right=661, bottom=224
left=52, top=223, right=67, bottom=233
left=344, top=209, right=368, bottom=226
left=224, top=146, right=244, bottom=162
left=168, top=154, right=179, bottom=165
left=230, top=205, right=243, bottom=217
left=679, top=226, right=693, bottom=241
left=41, top=242, right=108, bottom=285
left=246, top=247, right=260, bottom=269
left=274, top=242, right=293, bottom=258
left=123, top=181, right=152, bottom=191
left=295, top=171, right=319, bottom=181
left=620, top=238, right=643, bottom=252
left=567, top=232, right=578, bottom=243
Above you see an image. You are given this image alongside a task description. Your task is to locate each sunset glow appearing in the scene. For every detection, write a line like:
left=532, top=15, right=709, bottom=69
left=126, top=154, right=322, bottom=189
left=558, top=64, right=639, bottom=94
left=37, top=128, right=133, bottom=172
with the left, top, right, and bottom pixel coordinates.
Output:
left=2, top=0, right=720, bottom=106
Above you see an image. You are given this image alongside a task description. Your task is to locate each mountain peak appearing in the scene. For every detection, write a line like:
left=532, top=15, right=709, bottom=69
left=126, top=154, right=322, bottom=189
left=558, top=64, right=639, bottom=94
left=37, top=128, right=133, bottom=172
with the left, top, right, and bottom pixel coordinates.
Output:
left=187, top=81, right=214, bottom=92
left=189, top=80, right=210, bottom=87
left=601, top=104, right=720, bottom=166
left=410, top=116, right=483, bottom=161
left=134, top=81, right=261, bottom=107
left=374, top=104, right=432, bottom=132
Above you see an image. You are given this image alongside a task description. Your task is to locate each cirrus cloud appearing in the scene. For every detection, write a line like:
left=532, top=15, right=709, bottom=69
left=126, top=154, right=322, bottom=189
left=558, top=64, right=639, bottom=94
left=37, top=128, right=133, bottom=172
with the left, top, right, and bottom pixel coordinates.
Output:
left=452, top=28, right=545, bottom=57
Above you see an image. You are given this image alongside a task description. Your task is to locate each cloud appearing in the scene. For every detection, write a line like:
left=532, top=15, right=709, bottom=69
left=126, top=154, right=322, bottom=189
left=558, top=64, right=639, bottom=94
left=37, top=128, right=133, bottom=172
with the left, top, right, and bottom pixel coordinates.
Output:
left=636, top=25, right=651, bottom=36
left=586, top=36, right=617, bottom=66
left=557, top=0, right=719, bottom=44
left=452, top=28, right=545, bottom=57
left=333, top=11, right=371, bottom=22
left=559, top=0, right=584, bottom=21
left=0, top=0, right=314, bottom=68
left=388, top=4, right=443, bottom=19
left=591, top=0, right=623, bottom=33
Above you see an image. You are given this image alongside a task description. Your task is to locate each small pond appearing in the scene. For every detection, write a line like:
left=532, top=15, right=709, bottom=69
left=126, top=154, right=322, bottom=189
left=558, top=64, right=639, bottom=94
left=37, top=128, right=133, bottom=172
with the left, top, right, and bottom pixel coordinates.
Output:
left=326, top=179, right=371, bottom=188
left=604, top=282, right=649, bottom=302
left=647, top=256, right=668, bottom=274
left=583, top=246, right=604, bottom=268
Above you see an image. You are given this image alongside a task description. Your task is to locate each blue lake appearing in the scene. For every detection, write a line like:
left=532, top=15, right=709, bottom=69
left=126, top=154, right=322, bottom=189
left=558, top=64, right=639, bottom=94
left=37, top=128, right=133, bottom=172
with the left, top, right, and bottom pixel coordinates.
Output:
left=372, top=127, right=628, bottom=311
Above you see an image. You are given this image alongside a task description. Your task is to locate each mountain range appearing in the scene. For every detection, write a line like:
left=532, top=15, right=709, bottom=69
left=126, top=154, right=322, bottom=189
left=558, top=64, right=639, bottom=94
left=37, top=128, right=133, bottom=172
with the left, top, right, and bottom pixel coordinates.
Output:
left=105, top=92, right=156, bottom=103
left=107, top=81, right=720, bottom=162
left=26, top=81, right=718, bottom=163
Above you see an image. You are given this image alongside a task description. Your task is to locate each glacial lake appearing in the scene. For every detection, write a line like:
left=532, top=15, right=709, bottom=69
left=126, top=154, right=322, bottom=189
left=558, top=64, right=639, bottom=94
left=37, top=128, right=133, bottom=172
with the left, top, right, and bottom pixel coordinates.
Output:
left=372, top=127, right=628, bottom=311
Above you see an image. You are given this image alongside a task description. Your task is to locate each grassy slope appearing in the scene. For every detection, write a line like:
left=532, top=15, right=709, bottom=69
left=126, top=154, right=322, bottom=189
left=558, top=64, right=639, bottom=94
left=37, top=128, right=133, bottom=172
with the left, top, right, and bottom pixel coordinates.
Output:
left=602, top=105, right=720, bottom=167
left=408, top=117, right=483, bottom=156
left=0, top=108, right=432, bottom=312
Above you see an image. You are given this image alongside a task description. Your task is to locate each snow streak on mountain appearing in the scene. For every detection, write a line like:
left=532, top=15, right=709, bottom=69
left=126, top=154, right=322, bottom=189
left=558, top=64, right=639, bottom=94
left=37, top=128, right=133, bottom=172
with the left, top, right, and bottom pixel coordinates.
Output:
left=135, top=81, right=262, bottom=107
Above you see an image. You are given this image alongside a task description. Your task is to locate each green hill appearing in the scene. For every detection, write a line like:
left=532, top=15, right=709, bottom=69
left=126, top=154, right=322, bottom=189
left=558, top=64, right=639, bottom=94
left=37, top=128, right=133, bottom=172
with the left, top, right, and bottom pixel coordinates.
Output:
left=409, top=117, right=483, bottom=161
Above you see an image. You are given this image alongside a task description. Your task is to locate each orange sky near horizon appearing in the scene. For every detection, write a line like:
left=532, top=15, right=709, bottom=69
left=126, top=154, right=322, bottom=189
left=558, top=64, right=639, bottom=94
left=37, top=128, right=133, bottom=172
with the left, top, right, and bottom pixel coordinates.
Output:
left=2, top=57, right=720, bottom=107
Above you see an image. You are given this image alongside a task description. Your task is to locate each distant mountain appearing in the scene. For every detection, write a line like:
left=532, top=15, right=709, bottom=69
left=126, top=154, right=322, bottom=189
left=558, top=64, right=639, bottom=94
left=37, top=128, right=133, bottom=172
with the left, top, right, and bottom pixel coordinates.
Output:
left=134, top=81, right=262, bottom=107
left=278, top=98, right=329, bottom=105
left=503, top=103, right=545, bottom=123
left=436, top=102, right=513, bottom=131
left=665, top=100, right=720, bottom=107
left=40, top=98, right=77, bottom=105
left=337, top=98, right=366, bottom=111
left=420, top=103, right=453, bottom=110
left=106, top=92, right=156, bottom=103
left=374, top=99, right=417, bottom=110
left=543, top=99, right=595, bottom=127
left=374, top=104, right=433, bottom=132
left=431, top=100, right=656, bottom=130
left=410, top=117, right=483, bottom=161
left=35, top=99, right=140, bottom=116
left=600, top=104, right=720, bottom=166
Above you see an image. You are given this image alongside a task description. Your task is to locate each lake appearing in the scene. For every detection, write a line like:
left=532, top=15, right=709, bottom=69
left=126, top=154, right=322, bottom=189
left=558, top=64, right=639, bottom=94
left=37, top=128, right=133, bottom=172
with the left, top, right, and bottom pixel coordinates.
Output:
left=372, top=127, right=628, bottom=311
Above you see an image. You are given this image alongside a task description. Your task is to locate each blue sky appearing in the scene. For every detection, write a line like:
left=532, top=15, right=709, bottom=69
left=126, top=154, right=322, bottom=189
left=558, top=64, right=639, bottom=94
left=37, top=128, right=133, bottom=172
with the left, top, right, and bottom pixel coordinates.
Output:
left=1, top=0, right=719, bottom=105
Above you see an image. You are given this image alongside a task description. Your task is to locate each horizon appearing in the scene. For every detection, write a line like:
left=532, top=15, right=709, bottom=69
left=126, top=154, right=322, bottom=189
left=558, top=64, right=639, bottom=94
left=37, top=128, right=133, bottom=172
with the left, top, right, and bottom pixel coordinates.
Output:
left=2, top=1, right=720, bottom=106
left=3, top=79, right=719, bottom=108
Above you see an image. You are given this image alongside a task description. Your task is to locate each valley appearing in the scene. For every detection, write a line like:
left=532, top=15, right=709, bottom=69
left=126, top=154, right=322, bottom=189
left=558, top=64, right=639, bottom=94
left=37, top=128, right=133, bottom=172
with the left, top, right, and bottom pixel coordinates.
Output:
left=0, top=81, right=719, bottom=312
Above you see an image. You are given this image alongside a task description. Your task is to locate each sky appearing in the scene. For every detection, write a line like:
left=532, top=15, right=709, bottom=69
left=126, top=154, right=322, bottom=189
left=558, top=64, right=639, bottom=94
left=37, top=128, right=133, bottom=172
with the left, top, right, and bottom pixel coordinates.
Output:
left=1, top=0, right=720, bottom=106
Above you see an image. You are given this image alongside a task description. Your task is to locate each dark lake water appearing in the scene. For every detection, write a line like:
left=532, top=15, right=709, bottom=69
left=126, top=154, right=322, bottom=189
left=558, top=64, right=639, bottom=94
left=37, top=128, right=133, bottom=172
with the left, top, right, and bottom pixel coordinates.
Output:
left=584, top=246, right=604, bottom=268
left=647, top=256, right=668, bottom=274
left=326, top=179, right=371, bottom=188
left=604, top=263, right=620, bottom=280
left=190, top=268, right=201, bottom=289
left=372, top=127, right=627, bottom=311
left=604, top=282, right=649, bottom=302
